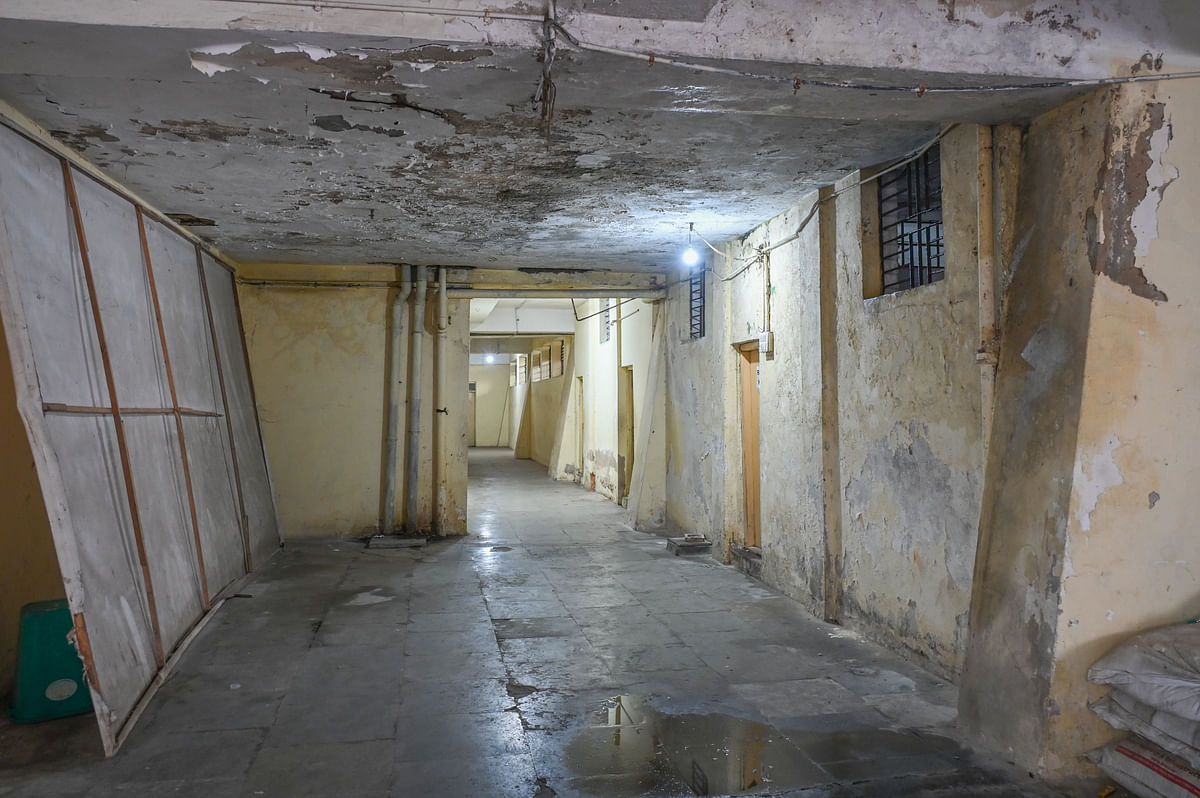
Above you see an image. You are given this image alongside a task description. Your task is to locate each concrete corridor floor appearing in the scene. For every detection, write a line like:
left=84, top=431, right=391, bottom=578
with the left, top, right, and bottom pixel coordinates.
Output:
left=2, top=449, right=1079, bottom=797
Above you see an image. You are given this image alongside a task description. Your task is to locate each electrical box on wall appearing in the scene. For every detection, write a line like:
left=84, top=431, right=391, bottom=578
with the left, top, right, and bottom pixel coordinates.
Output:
left=758, top=330, right=773, bottom=355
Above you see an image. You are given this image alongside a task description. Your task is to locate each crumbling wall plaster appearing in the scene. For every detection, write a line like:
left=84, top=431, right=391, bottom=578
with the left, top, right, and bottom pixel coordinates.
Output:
left=834, top=127, right=984, bottom=677
left=1042, top=80, right=1200, bottom=778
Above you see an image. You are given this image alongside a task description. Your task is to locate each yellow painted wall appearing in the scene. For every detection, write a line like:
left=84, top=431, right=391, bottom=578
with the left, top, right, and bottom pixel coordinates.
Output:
left=238, top=283, right=470, bottom=538
left=469, top=363, right=511, bottom=448
left=1043, top=80, right=1200, bottom=777
left=239, top=286, right=387, bottom=538
left=529, top=374, right=565, bottom=467
left=578, top=300, right=617, bottom=497
left=0, top=319, right=63, bottom=698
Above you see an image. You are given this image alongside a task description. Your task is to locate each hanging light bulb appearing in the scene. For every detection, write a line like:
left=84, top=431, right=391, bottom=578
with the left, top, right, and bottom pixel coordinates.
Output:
left=682, top=222, right=700, bottom=268
left=485, top=353, right=495, bottom=364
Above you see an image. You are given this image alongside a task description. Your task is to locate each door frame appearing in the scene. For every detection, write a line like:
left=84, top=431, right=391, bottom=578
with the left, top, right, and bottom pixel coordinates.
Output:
left=735, top=341, right=761, bottom=550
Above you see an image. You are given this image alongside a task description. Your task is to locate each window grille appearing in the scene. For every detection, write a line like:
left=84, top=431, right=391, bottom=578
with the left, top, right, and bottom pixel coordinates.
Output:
left=599, top=301, right=612, bottom=344
left=878, top=143, right=944, bottom=293
left=689, top=268, right=705, bottom=339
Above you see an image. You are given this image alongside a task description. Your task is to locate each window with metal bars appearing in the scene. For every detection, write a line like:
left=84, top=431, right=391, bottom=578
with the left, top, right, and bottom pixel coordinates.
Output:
left=688, top=268, right=705, bottom=339
left=599, top=300, right=612, bottom=344
left=878, top=144, right=944, bottom=293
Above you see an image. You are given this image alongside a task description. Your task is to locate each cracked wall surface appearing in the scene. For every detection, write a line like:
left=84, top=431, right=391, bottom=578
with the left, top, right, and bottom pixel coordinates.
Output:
left=832, top=128, right=985, bottom=678
left=663, top=128, right=986, bottom=668
left=961, top=81, right=1200, bottom=779
left=1043, top=80, right=1200, bottom=778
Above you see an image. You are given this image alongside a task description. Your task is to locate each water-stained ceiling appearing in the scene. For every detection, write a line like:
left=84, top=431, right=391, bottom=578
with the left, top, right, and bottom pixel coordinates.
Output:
left=0, top=17, right=1109, bottom=270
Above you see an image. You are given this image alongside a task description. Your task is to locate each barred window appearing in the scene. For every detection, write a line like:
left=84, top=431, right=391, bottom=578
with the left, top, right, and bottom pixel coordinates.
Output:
left=599, top=300, right=612, bottom=344
left=689, top=268, right=705, bottom=340
left=878, top=144, right=943, bottom=293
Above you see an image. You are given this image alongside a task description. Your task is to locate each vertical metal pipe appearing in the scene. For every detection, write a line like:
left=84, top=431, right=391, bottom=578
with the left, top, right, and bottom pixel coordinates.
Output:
left=433, top=267, right=449, bottom=534
left=382, top=265, right=412, bottom=533
left=976, top=126, right=998, bottom=453
left=405, top=265, right=428, bottom=532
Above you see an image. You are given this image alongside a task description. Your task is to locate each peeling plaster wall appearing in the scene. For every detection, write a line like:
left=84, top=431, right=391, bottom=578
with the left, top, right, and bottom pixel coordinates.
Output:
left=239, top=285, right=468, bottom=537
left=834, top=128, right=984, bottom=677
left=1041, top=80, right=1200, bottom=778
left=959, top=84, right=1200, bottom=776
left=663, top=129, right=985, bottom=666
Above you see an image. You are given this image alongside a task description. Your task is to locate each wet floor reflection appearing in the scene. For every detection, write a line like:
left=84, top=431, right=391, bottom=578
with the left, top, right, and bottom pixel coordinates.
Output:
left=564, top=695, right=959, bottom=796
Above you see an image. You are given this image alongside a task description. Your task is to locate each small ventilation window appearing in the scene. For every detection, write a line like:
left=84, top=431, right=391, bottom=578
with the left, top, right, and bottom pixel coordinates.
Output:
left=689, top=269, right=705, bottom=340
left=599, top=301, right=612, bottom=344
left=878, top=143, right=944, bottom=293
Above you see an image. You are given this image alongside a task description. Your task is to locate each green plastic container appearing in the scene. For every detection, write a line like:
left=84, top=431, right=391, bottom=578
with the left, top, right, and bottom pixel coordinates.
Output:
left=9, top=599, right=93, bottom=723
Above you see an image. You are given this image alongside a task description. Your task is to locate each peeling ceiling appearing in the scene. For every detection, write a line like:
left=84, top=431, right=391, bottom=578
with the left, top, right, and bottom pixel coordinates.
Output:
left=0, top=19, right=1090, bottom=271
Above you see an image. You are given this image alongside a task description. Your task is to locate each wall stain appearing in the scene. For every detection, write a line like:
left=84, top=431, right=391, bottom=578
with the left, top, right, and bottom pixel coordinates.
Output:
left=50, top=124, right=119, bottom=150
left=137, top=119, right=251, bottom=143
left=1087, top=98, right=1169, bottom=302
left=313, top=115, right=405, bottom=138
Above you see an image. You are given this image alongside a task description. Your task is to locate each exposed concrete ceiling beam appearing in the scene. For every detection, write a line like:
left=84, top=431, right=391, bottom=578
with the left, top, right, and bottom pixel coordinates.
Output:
left=4, top=0, right=1198, bottom=78
left=451, top=287, right=663, bottom=299
left=234, top=263, right=666, bottom=289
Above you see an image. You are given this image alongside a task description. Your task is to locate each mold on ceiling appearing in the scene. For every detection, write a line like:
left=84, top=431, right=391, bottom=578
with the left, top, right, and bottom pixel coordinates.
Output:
left=0, top=19, right=1090, bottom=270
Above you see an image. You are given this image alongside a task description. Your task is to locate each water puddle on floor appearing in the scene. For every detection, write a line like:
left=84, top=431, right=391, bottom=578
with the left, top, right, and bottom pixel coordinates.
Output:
left=563, top=695, right=957, bottom=796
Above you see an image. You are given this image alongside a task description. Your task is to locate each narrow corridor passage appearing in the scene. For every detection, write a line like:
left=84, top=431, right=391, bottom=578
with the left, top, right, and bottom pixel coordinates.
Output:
left=3, top=450, right=1066, bottom=797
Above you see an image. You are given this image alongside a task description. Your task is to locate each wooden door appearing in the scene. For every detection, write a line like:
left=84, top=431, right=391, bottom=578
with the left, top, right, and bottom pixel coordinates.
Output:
left=739, top=348, right=761, bottom=548
left=617, top=366, right=634, bottom=501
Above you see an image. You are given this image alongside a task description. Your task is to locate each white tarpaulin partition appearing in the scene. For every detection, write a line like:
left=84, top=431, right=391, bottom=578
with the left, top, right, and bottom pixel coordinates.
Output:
left=42, top=414, right=158, bottom=728
left=201, top=254, right=280, bottom=568
left=0, top=118, right=280, bottom=754
left=143, top=216, right=247, bottom=596
left=182, top=415, right=246, bottom=595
